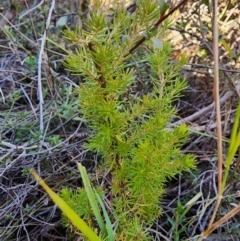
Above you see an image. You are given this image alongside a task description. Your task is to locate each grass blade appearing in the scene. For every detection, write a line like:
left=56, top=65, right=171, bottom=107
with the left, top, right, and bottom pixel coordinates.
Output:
left=95, top=190, right=115, bottom=241
left=77, top=163, right=107, bottom=238
left=29, top=168, right=101, bottom=241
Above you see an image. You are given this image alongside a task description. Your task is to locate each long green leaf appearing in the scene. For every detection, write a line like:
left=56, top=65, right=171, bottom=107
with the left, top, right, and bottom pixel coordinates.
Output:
left=95, top=190, right=115, bottom=241
left=77, top=163, right=107, bottom=237
left=229, top=100, right=240, bottom=153
left=222, top=101, right=240, bottom=192
left=29, top=168, right=101, bottom=241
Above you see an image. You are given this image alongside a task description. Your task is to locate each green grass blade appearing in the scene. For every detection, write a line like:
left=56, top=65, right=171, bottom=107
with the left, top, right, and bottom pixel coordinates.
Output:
left=229, top=100, right=240, bottom=153
left=95, top=190, right=115, bottom=241
left=222, top=101, right=240, bottom=192
left=77, top=163, right=107, bottom=238
left=29, top=168, right=101, bottom=241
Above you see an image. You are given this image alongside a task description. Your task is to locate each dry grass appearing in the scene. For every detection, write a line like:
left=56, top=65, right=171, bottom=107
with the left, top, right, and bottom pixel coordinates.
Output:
left=0, top=0, right=239, bottom=240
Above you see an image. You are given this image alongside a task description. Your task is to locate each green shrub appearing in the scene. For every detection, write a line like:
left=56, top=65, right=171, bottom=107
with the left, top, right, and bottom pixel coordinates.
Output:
left=61, top=0, right=196, bottom=240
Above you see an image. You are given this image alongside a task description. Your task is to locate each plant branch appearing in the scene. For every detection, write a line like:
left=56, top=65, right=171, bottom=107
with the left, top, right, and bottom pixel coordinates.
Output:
left=128, top=0, right=188, bottom=55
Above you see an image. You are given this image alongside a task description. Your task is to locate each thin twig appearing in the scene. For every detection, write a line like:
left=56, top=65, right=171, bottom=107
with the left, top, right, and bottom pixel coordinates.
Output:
left=170, top=91, right=234, bottom=126
left=185, top=63, right=240, bottom=74
left=19, top=0, right=45, bottom=19
left=169, top=26, right=236, bottom=91
left=37, top=0, right=55, bottom=132
left=128, top=0, right=188, bottom=55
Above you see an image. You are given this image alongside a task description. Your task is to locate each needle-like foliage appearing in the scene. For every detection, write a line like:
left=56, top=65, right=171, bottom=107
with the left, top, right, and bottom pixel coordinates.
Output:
left=62, top=0, right=196, bottom=239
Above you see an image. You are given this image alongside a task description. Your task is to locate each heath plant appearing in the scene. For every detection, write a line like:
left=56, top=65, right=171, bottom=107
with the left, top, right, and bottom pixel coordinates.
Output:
left=32, top=0, right=196, bottom=240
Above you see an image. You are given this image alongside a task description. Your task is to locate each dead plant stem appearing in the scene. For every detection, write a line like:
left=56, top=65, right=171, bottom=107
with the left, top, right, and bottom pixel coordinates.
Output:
left=208, top=0, right=223, bottom=226
left=37, top=0, right=55, bottom=132
left=199, top=0, right=223, bottom=239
